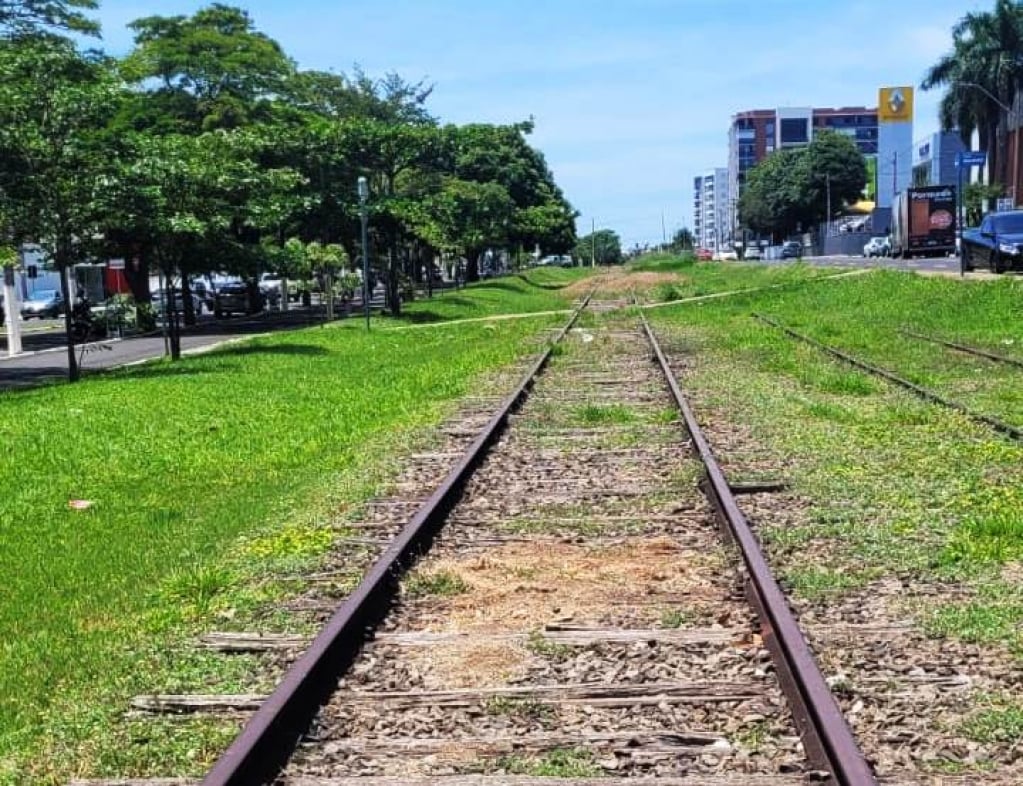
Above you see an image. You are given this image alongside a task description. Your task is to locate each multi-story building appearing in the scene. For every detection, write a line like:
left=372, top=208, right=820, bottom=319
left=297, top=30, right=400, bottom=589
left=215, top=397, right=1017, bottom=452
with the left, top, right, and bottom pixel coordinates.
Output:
left=728, top=106, right=879, bottom=228
left=692, top=168, right=729, bottom=250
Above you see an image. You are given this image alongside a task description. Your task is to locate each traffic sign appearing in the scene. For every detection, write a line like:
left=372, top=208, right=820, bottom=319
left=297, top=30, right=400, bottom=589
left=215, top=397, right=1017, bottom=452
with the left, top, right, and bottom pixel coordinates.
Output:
left=956, top=151, right=987, bottom=168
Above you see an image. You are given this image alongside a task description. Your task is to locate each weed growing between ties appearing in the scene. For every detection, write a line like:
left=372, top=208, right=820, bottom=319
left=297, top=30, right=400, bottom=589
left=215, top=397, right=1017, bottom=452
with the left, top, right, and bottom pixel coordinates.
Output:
left=404, top=570, right=470, bottom=598
left=0, top=310, right=561, bottom=784
left=525, top=631, right=573, bottom=660
left=647, top=268, right=1023, bottom=657
left=484, top=696, right=555, bottom=724
left=497, top=748, right=602, bottom=777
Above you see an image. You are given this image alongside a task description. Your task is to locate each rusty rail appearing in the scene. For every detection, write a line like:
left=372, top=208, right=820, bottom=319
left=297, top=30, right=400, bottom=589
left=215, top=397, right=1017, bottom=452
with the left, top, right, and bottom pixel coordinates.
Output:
left=640, top=314, right=878, bottom=786
left=201, top=295, right=590, bottom=786
left=901, top=329, right=1023, bottom=370
left=756, top=313, right=1023, bottom=441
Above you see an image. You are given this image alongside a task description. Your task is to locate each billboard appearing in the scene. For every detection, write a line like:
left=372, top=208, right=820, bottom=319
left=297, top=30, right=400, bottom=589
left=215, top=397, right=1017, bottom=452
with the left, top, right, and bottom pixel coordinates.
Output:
left=879, top=86, right=914, bottom=123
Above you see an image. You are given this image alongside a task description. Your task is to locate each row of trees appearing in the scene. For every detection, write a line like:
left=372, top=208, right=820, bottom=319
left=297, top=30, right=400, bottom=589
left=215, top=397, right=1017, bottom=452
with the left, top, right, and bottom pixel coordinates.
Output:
left=0, top=2, right=578, bottom=374
left=738, top=131, right=867, bottom=240
left=922, top=0, right=1023, bottom=190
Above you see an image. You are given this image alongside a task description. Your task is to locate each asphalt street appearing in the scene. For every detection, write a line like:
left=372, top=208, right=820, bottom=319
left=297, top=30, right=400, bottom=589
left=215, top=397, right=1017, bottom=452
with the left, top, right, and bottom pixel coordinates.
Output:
left=0, top=308, right=342, bottom=390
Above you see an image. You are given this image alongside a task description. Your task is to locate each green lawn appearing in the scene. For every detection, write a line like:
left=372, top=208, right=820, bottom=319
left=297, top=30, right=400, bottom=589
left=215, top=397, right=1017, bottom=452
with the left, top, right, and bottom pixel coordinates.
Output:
left=648, top=268, right=1023, bottom=643
left=0, top=278, right=573, bottom=783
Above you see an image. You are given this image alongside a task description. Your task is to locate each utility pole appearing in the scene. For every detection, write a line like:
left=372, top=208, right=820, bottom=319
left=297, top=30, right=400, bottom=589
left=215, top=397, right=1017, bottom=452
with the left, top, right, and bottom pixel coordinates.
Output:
left=892, top=152, right=898, bottom=198
left=590, top=218, right=596, bottom=268
left=661, top=211, right=667, bottom=248
left=826, top=173, right=831, bottom=237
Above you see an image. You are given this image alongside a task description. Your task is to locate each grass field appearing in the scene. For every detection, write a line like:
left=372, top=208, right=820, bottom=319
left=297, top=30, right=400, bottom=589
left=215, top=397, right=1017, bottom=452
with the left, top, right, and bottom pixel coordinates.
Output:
left=648, top=266, right=1023, bottom=646
left=8, top=258, right=1021, bottom=781
left=0, top=273, right=576, bottom=784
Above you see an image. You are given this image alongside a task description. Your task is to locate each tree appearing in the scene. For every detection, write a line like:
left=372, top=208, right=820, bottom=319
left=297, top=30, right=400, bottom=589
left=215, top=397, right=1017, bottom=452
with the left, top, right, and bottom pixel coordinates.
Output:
left=922, top=0, right=1023, bottom=186
left=737, top=132, right=865, bottom=239
left=0, top=0, right=99, bottom=37
left=448, top=121, right=577, bottom=279
left=0, top=35, right=121, bottom=381
left=99, top=129, right=302, bottom=354
left=120, top=4, right=295, bottom=131
left=573, top=229, right=622, bottom=266
left=671, top=227, right=695, bottom=252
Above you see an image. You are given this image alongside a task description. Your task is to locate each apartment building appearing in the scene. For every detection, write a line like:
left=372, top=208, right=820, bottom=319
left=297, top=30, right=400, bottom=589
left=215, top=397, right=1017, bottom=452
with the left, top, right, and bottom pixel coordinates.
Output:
left=727, top=106, right=879, bottom=223
left=692, top=168, right=730, bottom=250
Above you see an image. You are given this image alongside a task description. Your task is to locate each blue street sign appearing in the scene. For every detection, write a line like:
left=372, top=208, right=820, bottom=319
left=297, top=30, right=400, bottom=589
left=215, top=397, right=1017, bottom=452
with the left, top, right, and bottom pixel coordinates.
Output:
left=956, top=150, right=987, bottom=168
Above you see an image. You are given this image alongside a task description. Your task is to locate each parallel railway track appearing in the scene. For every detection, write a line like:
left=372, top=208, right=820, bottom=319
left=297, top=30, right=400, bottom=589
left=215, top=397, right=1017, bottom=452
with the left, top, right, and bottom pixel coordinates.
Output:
left=83, top=297, right=974, bottom=786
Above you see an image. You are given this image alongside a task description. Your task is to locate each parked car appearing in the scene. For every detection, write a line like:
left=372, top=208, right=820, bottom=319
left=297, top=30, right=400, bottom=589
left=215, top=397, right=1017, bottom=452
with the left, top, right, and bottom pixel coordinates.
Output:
left=780, top=241, right=803, bottom=259
left=744, top=246, right=763, bottom=260
left=863, top=236, right=891, bottom=257
left=696, top=248, right=713, bottom=261
left=190, top=279, right=216, bottom=311
left=214, top=282, right=263, bottom=317
left=20, top=289, right=63, bottom=319
left=718, top=249, right=739, bottom=261
left=151, top=289, right=205, bottom=317
left=961, top=210, right=1023, bottom=273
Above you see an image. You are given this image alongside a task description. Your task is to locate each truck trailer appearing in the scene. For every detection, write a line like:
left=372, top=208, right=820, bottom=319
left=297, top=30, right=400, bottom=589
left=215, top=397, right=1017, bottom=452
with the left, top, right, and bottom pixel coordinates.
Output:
left=891, top=185, right=957, bottom=258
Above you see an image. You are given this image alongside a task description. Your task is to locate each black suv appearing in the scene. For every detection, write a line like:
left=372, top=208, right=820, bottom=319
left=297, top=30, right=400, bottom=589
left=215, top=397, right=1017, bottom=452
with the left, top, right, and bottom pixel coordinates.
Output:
left=214, top=282, right=263, bottom=318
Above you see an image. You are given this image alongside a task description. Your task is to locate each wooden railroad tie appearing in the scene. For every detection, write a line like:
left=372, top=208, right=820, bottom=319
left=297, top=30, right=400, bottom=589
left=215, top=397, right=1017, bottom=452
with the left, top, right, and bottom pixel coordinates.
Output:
left=129, top=680, right=767, bottom=716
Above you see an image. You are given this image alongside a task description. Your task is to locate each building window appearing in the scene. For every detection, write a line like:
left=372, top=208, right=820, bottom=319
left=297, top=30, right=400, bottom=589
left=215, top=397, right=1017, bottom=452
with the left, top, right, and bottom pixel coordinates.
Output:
left=780, top=118, right=808, bottom=144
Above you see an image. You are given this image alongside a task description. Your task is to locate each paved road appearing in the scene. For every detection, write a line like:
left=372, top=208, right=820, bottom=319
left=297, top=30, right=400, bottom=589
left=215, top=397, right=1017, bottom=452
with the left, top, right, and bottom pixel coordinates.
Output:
left=801, top=254, right=967, bottom=274
left=0, top=308, right=341, bottom=391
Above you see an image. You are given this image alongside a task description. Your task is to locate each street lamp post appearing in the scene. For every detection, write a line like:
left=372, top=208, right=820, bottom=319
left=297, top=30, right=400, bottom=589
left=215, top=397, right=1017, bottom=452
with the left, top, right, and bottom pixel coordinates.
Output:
left=957, top=81, right=1019, bottom=204
left=357, top=176, right=370, bottom=330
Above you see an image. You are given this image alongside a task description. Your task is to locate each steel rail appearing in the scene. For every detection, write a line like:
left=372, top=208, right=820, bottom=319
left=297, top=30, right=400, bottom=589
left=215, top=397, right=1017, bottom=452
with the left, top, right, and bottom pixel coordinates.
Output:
left=755, top=314, right=1023, bottom=442
left=640, top=313, right=878, bottom=786
left=901, top=329, right=1023, bottom=370
left=201, top=295, right=591, bottom=786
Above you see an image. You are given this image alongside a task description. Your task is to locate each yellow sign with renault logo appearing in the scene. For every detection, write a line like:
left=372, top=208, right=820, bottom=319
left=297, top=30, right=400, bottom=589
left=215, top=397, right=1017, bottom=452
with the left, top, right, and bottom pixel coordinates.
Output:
left=879, top=86, right=914, bottom=122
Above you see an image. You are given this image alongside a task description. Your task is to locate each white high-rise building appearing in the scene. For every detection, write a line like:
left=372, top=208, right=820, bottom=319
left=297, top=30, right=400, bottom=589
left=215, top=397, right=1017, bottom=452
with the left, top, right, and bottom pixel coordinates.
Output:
left=693, top=168, right=730, bottom=251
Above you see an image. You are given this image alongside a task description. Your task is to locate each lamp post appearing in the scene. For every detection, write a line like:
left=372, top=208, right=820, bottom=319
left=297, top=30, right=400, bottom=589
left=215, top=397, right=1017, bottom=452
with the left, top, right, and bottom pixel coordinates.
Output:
left=357, top=176, right=370, bottom=330
left=957, top=81, right=1019, bottom=204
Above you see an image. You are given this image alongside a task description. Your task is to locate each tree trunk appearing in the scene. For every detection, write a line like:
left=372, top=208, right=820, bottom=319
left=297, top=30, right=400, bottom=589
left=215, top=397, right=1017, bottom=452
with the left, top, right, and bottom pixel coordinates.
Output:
left=124, top=252, right=151, bottom=302
left=57, top=253, right=79, bottom=382
left=465, top=248, right=481, bottom=282
left=385, top=246, right=401, bottom=316
left=163, top=267, right=182, bottom=360
left=180, top=276, right=197, bottom=326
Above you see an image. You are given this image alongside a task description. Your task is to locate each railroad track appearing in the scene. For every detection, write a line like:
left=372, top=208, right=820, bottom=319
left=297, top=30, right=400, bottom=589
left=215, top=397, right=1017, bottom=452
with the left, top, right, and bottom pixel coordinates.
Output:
left=755, top=313, right=1023, bottom=441
left=83, top=296, right=951, bottom=786
left=899, top=329, right=1023, bottom=370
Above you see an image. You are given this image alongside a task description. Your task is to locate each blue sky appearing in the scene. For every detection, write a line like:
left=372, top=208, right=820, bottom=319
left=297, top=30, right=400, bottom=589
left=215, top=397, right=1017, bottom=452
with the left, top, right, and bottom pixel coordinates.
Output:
left=94, top=0, right=983, bottom=248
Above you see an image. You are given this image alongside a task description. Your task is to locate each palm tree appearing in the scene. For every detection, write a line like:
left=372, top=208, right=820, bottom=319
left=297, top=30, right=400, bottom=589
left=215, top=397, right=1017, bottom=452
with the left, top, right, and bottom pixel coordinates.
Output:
left=922, top=0, right=1023, bottom=187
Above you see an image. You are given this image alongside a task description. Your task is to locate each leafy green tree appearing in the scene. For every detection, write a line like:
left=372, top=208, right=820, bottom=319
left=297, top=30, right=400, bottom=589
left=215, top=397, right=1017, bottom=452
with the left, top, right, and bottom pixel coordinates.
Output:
left=738, top=132, right=865, bottom=239
left=671, top=227, right=695, bottom=252
left=0, top=0, right=99, bottom=37
left=99, top=129, right=302, bottom=353
left=573, top=229, right=622, bottom=265
left=0, top=35, right=121, bottom=380
left=448, top=121, right=576, bottom=279
left=120, top=3, right=295, bottom=131
left=922, top=0, right=1023, bottom=185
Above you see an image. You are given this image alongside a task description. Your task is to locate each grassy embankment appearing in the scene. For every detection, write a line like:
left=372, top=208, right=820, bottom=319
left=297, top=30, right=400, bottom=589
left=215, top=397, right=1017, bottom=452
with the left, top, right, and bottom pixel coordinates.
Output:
left=648, top=267, right=1023, bottom=749
left=0, top=268, right=580, bottom=784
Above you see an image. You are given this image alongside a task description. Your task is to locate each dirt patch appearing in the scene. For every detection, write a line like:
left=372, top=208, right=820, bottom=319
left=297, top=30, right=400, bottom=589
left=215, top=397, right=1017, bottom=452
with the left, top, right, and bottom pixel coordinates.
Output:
left=563, top=269, right=686, bottom=298
left=413, top=537, right=727, bottom=632
left=399, top=640, right=532, bottom=690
